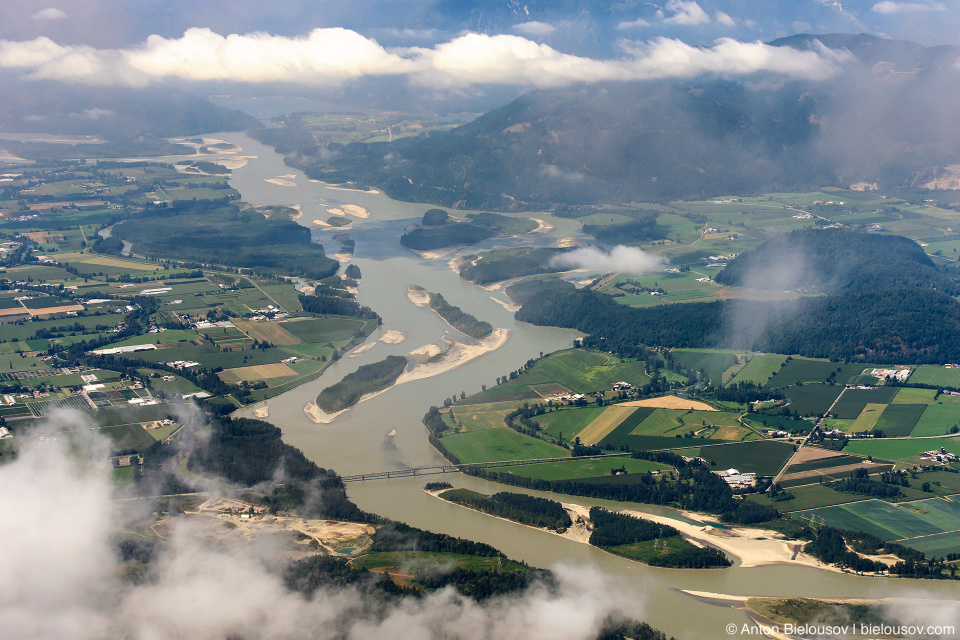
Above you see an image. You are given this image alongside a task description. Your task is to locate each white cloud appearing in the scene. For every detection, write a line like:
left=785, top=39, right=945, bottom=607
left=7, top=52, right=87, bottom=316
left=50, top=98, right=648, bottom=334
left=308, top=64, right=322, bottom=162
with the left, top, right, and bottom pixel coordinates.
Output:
left=617, top=19, right=651, bottom=30
left=0, top=28, right=852, bottom=88
left=32, top=7, right=67, bottom=21
left=69, top=107, right=115, bottom=119
left=551, top=245, right=666, bottom=274
left=512, top=21, right=556, bottom=36
left=715, top=11, right=736, bottom=27
left=661, top=0, right=711, bottom=26
left=871, top=1, right=945, bottom=12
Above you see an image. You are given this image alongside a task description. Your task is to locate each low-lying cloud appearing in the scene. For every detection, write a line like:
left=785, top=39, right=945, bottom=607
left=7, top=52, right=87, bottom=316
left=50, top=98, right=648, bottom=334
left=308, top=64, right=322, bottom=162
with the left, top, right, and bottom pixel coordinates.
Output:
left=0, top=27, right=853, bottom=87
left=551, top=245, right=666, bottom=274
left=871, top=1, right=946, bottom=13
left=0, top=410, right=650, bottom=639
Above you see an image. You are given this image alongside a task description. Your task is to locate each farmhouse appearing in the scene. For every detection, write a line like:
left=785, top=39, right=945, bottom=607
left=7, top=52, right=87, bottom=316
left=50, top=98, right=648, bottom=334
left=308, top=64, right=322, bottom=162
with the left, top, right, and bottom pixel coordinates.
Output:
left=715, top=468, right=757, bottom=488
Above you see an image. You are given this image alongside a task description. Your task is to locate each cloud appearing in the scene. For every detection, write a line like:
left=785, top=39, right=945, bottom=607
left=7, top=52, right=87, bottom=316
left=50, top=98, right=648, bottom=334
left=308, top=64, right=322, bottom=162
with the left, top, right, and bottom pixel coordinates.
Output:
left=715, top=11, right=736, bottom=27
left=871, top=1, right=945, bottom=13
left=660, top=0, right=711, bottom=26
left=617, top=19, right=651, bottom=30
left=0, top=410, right=651, bottom=639
left=32, top=7, right=67, bottom=21
left=0, top=28, right=852, bottom=88
left=551, top=245, right=666, bottom=274
left=512, top=21, right=556, bottom=36
left=69, top=107, right=115, bottom=119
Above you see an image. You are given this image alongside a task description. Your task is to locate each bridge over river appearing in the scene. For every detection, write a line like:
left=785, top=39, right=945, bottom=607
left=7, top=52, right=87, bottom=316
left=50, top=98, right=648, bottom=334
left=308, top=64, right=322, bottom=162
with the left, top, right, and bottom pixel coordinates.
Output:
left=340, top=452, right=637, bottom=482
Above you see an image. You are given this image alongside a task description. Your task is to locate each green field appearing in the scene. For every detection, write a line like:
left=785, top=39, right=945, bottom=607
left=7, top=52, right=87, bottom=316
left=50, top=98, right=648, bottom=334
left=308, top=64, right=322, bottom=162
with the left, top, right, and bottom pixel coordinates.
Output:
left=280, top=317, right=367, bottom=344
left=911, top=404, right=960, bottom=437
left=439, top=428, right=569, bottom=463
left=536, top=406, right=606, bottom=442
left=874, top=403, right=926, bottom=437
left=848, top=403, right=885, bottom=433
left=505, top=456, right=674, bottom=481
left=597, top=407, right=658, bottom=449
left=747, top=483, right=867, bottom=512
left=892, top=387, right=938, bottom=404
left=796, top=495, right=960, bottom=555
left=671, top=349, right=739, bottom=385
left=726, top=353, right=789, bottom=386
left=910, top=365, right=960, bottom=388
left=767, top=359, right=879, bottom=387
left=445, top=405, right=511, bottom=432
left=843, top=437, right=960, bottom=464
left=697, top=440, right=796, bottom=475
left=781, top=384, right=844, bottom=417
left=832, top=387, right=899, bottom=420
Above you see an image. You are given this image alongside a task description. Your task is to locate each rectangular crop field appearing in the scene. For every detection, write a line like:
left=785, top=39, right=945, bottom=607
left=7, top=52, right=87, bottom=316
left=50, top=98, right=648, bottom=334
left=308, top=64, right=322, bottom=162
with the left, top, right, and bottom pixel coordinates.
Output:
left=444, top=406, right=510, bottom=432
left=597, top=407, right=658, bottom=448
left=506, top=456, right=673, bottom=482
left=671, top=349, right=739, bottom=385
left=578, top=405, right=638, bottom=445
left=874, top=403, right=927, bottom=437
left=849, top=403, right=886, bottom=433
left=781, top=384, right=844, bottom=417
left=892, top=387, right=938, bottom=404
left=697, top=440, right=796, bottom=475
left=910, top=365, right=960, bottom=389
left=232, top=319, right=302, bottom=346
left=280, top=317, right=366, bottom=344
left=910, top=404, right=960, bottom=437
left=773, top=484, right=871, bottom=512
left=536, top=407, right=605, bottom=442
left=438, top=428, right=568, bottom=463
left=844, top=437, right=960, bottom=464
left=832, top=387, right=899, bottom=419
left=767, top=359, right=880, bottom=387
left=218, top=363, right=297, bottom=382
left=726, top=353, right=788, bottom=386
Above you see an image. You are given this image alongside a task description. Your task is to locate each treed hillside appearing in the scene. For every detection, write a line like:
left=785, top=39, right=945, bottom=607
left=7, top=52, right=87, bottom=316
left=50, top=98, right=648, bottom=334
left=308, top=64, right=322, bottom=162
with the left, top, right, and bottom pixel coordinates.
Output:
left=714, top=229, right=957, bottom=295
left=296, top=35, right=960, bottom=209
left=515, top=279, right=960, bottom=363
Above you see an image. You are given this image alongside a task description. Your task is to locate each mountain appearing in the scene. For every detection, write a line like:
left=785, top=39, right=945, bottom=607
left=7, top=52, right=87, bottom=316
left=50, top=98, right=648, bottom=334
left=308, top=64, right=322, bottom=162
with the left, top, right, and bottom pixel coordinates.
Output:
left=305, top=34, right=960, bottom=209
left=0, top=76, right=260, bottom=138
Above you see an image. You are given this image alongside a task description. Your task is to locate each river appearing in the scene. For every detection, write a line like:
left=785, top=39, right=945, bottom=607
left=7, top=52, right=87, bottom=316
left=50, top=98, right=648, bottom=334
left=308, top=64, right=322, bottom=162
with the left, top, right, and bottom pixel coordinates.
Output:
left=215, top=132, right=960, bottom=639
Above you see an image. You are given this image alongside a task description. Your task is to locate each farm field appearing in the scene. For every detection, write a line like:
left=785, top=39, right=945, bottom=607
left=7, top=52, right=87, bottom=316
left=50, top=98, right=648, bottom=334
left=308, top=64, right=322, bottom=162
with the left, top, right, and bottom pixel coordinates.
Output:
left=696, top=440, right=796, bottom=475
left=726, top=353, right=788, bottom=386
left=891, top=387, right=938, bottom=404
left=781, top=384, right=844, bottom=417
left=577, top=405, right=637, bottom=445
left=766, top=359, right=879, bottom=388
left=438, top=428, right=569, bottom=463
left=281, top=317, right=370, bottom=344
left=910, top=365, right=960, bottom=388
left=505, top=456, right=674, bottom=481
left=442, top=402, right=519, bottom=432
left=874, top=403, right=926, bottom=437
left=911, top=404, right=960, bottom=437
left=843, top=437, right=960, bottom=464
left=848, top=403, right=885, bottom=433
left=795, top=495, right=960, bottom=555
left=671, top=349, right=739, bottom=385
left=536, top=407, right=606, bottom=441
left=831, top=387, right=899, bottom=419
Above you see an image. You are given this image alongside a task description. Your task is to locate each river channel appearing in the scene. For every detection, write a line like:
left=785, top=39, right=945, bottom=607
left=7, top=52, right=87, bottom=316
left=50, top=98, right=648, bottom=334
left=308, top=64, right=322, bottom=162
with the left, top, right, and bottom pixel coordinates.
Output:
left=214, top=132, right=960, bottom=639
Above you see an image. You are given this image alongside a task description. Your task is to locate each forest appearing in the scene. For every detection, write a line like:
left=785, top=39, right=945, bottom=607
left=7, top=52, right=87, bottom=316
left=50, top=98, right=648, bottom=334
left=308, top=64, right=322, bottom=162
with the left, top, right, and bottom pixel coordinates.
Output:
left=588, top=507, right=731, bottom=568
left=714, top=229, right=956, bottom=295
left=428, top=292, right=493, bottom=339
left=315, top=355, right=407, bottom=413
left=459, top=248, right=571, bottom=285
left=438, top=488, right=572, bottom=531
left=515, top=279, right=960, bottom=363
left=399, top=222, right=494, bottom=250
left=111, top=200, right=340, bottom=280
left=187, top=417, right=379, bottom=522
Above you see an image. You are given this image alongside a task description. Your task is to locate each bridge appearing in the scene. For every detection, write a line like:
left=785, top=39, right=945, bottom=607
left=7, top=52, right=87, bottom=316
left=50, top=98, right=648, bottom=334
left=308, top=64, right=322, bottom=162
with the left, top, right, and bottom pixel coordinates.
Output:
left=340, top=452, right=636, bottom=482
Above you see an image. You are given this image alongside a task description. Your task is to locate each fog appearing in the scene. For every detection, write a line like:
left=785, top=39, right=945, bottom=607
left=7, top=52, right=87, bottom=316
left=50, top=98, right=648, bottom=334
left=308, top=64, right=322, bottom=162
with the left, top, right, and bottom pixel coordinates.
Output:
left=0, top=412, right=650, bottom=640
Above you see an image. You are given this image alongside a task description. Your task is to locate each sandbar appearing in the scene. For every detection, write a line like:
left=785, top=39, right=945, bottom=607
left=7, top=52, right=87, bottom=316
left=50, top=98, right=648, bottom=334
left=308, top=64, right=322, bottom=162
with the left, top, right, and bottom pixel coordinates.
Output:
left=406, top=286, right=431, bottom=308
left=340, top=204, right=370, bottom=219
left=252, top=405, right=269, bottom=418
left=531, top=218, right=554, bottom=234
left=308, top=181, right=380, bottom=194
left=264, top=177, right=297, bottom=187
left=489, top=296, right=520, bottom=312
left=557, top=237, right=580, bottom=248
left=395, top=329, right=510, bottom=385
left=379, top=329, right=406, bottom=344
left=349, top=342, right=377, bottom=358
left=304, top=401, right=346, bottom=424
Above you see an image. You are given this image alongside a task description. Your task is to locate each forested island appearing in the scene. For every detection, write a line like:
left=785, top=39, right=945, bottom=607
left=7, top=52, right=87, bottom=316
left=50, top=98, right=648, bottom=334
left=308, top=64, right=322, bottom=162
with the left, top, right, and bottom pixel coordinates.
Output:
left=428, top=292, right=493, bottom=339
left=436, top=488, right=572, bottom=531
left=459, top=247, right=571, bottom=285
left=315, top=355, right=407, bottom=413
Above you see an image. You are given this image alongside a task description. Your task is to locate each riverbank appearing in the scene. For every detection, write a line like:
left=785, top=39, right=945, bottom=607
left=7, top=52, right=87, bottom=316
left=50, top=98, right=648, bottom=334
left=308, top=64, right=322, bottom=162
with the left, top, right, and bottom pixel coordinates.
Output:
left=396, top=329, right=510, bottom=385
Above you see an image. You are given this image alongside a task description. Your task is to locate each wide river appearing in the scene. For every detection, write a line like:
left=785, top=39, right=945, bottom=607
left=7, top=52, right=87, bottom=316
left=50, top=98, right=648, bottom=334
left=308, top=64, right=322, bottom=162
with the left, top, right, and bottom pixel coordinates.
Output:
left=217, top=132, right=960, bottom=639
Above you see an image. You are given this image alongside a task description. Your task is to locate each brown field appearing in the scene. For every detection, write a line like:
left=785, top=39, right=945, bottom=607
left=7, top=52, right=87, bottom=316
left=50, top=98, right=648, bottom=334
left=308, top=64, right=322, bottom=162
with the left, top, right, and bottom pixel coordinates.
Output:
left=578, top=405, right=637, bottom=445
left=27, top=304, right=85, bottom=316
left=619, top=396, right=717, bottom=411
left=232, top=319, right=302, bottom=346
left=789, top=447, right=844, bottom=465
left=218, top=363, right=297, bottom=382
left=74, top=255, right=161, bottom=271
left=778, top=462, right=884, bottom=484
left=23, top=231, right=65, bottom=243
left=0, top=307, right=26, bottom=316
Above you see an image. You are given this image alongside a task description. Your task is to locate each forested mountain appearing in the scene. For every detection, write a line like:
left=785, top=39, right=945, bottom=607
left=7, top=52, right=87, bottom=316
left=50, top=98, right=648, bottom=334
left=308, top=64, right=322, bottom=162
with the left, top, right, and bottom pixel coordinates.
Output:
left=714, top=229, right=957, bottom=295
left=299, top=35, right=960, bottom=209
left=0, top=75, right=259, bottom=137
left=515, top=279, right=960, bottom=363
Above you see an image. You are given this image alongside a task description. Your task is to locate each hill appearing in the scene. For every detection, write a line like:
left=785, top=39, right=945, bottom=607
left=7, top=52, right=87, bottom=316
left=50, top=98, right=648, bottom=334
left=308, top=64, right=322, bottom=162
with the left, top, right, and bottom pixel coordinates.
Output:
left=300, top=35, right=960, bottom=209
left=714, top=229, right=957, bottom=295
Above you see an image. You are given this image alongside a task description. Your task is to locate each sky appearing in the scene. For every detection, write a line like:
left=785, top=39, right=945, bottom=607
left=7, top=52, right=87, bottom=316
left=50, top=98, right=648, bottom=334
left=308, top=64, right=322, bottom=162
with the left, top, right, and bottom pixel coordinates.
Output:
left=0, top=1, right=956, bottom=93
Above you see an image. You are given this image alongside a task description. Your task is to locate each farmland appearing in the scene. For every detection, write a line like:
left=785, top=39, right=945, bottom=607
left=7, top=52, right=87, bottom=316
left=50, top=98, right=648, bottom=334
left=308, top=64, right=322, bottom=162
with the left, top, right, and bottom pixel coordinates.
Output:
left=438, top=428, right=569, bottom=463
